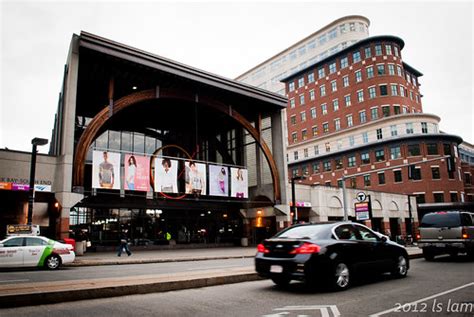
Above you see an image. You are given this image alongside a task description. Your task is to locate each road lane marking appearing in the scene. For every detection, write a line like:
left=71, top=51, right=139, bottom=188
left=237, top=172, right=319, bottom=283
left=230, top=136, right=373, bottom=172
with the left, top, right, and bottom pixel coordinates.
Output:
left=369, top=282, right=474, bottom=316
left=0, top=279, right=30, bottom=283
left=184, top=264, right=243, bottom=271
left=274, top=305, right=341, bottom=317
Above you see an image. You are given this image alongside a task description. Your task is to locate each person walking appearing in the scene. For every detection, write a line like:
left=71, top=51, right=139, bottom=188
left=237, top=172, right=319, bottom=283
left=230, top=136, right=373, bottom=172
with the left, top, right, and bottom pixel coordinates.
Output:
left=117, top=230, right=132, bottom=257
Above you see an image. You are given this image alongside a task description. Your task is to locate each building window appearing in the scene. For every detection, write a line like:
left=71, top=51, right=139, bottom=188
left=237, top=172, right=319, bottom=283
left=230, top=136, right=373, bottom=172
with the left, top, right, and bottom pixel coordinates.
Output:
left=433, top=193, right=444, bottom=203
left=353, top=51, right=361, bottom=63
left=323, top=122, right=329, bottom=133
left=410, top=167, right=422, bottom=180
left=349, top=135, right=355, bottom=146
left=340, top=56, right=349, bottom=69
left=288, top=82, right=295, bottom=92
left=394, top=105, right=401, bottom=114
left=379, top=84, right=388, bottom=96
left=397, top=65, right=403, bottom=77
left=362, top=132, right=369, bottom=143
left=310, top=107, right=317, bottom=119
left=364, top=175, right=371, bottom=186
left=347, top=114, right=353, bottom=127
left=331, top=80, right=337, bottom=92
left=416, top=194, right=426, bottom=204
left=464, top=173, right=472, bottom=185
left=314, top=145, right=319, bottom=155
left=302, top=166, right=309, bottom=176
left=394, top=46, right=399, bottom=57
left=299, top=94, right=305, bottom=105
left=290, top=98, right=295, bottom=108
left=421, top=122, right=428, bottom=134
left=318, top=67, right=325, bottom=79
left=391, top=84, right=398, bottom=96
left=408, top=144, right=421, bottom=156
left=293, top=151, right=299, bottom=160
left=312, top=126, right=318, bottom=136
left=364, top=46, right=372, bottom=58
left=394, top=170, right=402, bottom=182
left=376, top=128, right=383, bottom=140
left=378, top=172, right=386, bottom=185
left=335, top=158, right=343, bottom=169
left=450, top=192, right=458, bottom=202
left=431, top=167, right=441, bottom=179
left=390, top=125, right=398, bottom=136
left=427, top=143, right=438, bottom=155
left=309, top=89, right=315, bottom=101
left=375, top=44, right=382, bottom=56
left=344, top=95, right=351, bottom=107
left=308, top=73, right=315, bottom=83
left=348, top=155, right=356, bottom=167
left=366, top=66, right=374, bottom=79
left=368, top=87, right=377, bottom=99
left=443, top=143, right=452, bottom=155
left=298, top=77, right=305, bottom=88
left=361, top=152, right=370, bottom=164
left=320, top=85, right=326, bottom=96
left=371, top=107, right=379, bottom=120
left=291, top=132, right=298, bottom=143
left=355, top=70, right=362, bottom=83
left=303, top=147, right=308, bottom=157
left=329, top=62, right=337, bottom=74
left=350, top=177, right=357, bottom=188
left=334, top=118, right=341, bottom=131
left=300, top=111, right=306, bottom=122
left=385, top=44, right=392, bottom=55
left=325, top=142, right=331, bottom=152
left=382, top=106, right=390, bottom=117
left=388, top=64, right=395, bottom=75
left=302, top=129, right=307, bottom=140
left=377, top=64, right=385, bottom=76
left=290, top=115, right=296, bottom=125
left=323, top=161, right=331, bottom=171
left=313, top=162, right=320, bottom=173
left=406, top=123, right=414, bottom=134
left=333, top=99, right=339, bottom=111
left=359, top=110, right=367, bottom=123
left=400, top=86, right=406, bottom=97
left=357, top=90, right=364, bottom=102
left=390, top=146, right=401, bottom=159
left=321, top=103, right=328, bottom=115
left=375, top=149, right=385, bottom=161
left=343, top=75, right=349, bottom=87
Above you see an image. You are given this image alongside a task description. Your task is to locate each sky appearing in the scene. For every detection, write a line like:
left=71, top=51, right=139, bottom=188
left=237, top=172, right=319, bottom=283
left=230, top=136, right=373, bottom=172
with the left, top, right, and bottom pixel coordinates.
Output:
left=0, top=0, right=473, bottom=154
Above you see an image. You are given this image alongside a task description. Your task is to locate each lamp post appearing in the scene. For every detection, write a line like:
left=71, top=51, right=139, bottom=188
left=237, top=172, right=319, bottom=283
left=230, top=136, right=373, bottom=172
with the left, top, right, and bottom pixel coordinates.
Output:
left=407, top=194, right=416, bottom=244
left=27, top=137, right=48, bottom=225
left=291, top=174, right=306, bottom=225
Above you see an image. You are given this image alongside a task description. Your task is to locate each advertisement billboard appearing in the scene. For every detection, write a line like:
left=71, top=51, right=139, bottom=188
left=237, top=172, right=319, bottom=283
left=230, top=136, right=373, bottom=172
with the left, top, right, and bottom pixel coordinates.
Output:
left=209, top=165, right=229, bottom=197
left=185, top=161, right=207, bottom=195
left=92, top=151, right=121, bottom=190
left=154, top=157, right=178, bottom=193
left=230, top=167, right=248, bottom=198
left=124, top=154, right=150, bottom=192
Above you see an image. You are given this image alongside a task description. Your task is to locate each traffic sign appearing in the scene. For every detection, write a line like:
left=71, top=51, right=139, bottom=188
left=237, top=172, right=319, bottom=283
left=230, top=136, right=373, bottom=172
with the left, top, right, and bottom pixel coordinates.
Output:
left=356, top=192, right=367, bottom=202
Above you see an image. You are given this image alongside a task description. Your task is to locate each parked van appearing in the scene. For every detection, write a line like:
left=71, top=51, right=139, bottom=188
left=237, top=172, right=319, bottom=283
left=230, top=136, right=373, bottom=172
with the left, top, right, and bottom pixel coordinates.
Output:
left=417, top=211, right=474, bottom=260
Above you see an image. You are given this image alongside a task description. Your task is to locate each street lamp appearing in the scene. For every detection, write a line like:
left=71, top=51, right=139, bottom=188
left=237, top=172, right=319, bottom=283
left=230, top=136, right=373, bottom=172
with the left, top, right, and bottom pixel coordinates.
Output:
left=291, top=174, right=307, bottom=225
left=27, top=137, right=48, bottom=225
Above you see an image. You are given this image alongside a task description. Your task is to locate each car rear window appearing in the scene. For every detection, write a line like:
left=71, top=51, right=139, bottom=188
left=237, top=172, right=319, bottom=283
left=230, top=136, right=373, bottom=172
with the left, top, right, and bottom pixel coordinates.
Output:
left=421, top=212, right=461, bottom=228
left=275, top=224, right=330, bottom=240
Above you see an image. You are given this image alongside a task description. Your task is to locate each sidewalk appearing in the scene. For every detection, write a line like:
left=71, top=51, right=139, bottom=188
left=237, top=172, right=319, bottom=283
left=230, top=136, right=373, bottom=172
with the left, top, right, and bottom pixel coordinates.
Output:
left=0, top=246, right=423, bottom=308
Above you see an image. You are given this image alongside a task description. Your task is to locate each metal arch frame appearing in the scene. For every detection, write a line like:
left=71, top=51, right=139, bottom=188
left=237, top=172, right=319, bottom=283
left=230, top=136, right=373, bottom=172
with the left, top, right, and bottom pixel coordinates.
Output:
left=73, top=87, right=281, bottom=202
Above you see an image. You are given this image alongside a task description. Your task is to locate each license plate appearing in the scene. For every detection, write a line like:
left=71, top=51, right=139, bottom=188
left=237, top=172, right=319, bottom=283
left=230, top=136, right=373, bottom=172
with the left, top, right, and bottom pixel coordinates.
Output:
left=435, top=243, right=445, bottom=247
left=270, top=265, right=283, bottom=273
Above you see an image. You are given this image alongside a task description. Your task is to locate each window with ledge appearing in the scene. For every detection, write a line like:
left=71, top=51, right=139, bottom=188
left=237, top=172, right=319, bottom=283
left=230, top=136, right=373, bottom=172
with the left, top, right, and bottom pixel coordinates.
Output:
left=382, top=106, right=390, bottom=117
left=408, top=144, right=421, bottom=156
left=318, top=67, right=325, bottom=79
left=353, top=51, right=361, bottom=63
left=334, top=118, right=341, bottom=131
left=375, top=44, right=382, bottom=56
left=302, top=129, right=307, bottom=140
left=303, top=148, right=308, bottom=157
left=331, top=80, right=337, bottom=92
left=450, top=192, right=458, bottom=202
left=344, top=95, right=351, bottom=107
left=308, top=73, right=315, bottom=83
left=323, top=161, right=331, bottom=171
left=325, top=142, right=331, bottom=152
left=362, top=132, right=369, bottom=143
left=394, top=46, right=399, bottom=57
left=310, top=107, right=317, bottom=119
left=379, top=84, right=388, bottom=96
left=347, top=114, right=353, bottom=127
left=375, top=149, right=385, bottom=161
left=323, top=122, right=329, bottom=133
left=390, top=125, right=398, bottom=136
left=357, top=90, right=364, bottom=102
left=325, top=181, right=332, bottom=187
left=371, top=107, right=378, bottom=120
left=443, top=143, right=452, bottom=155
left=298, top=77, right=305, bottom=88
left=335, top=158, right=343, bottom=169
left=294, top=151, right=299, bottom=160
left=340, top=57, right=349, bottom=69
left=364, top=47, right=372, bottom=58
left=433, top=193, right=444, bottom=203
left=431, top=167, right=441, bottom=179
left=290, top=115, right=296, bottom=125
left=416, top=194, right=426, bottom=204
left=314, top=145, right=319, bottom=155
left=361, top=152, right=370, bottom=164
left=320, top=85, right=326, bottom=96
left=333, top=99, right=339, bottom=111
left=290, top=98, right=295, bottom=108
left=355, top=70, right=362, bottom=83
left=426, top=143, right=438, bottom=155
left=390, top=146, right=401, bottom=159
left=309, top=89, right=315, bottom=101
left=406, top=123, right=414, bottom=134
left=400, top=86, right=406, bottom=97
left=464, top=173, right=472, bottom=185
left=391, top=84, right=398, bottom=96
left=299, top=94, right=305, bottom=105
left=313, top=162, right=320, bottom=174
left=366, top=66, right=374, bottom=79
left=388, top=64, right=395, bottom=75
left=312, top=126, right=318, bottom=136
left=321, top=103, right=328, bottom=115
left=292, top=132, right=297, bottom=143
left=349, top=135, right=355, bottom=147
left=397, top=65, right=403, bottom=76
left=368, top=87, right=377, bottom=99
left=385, top=44, right=392, bottom=55
left=359, top=110, right=367, bottom=123
left=410, top=167, right=422, bottom=180
left=421, top=122, right=428, bottom=134
left=364, top=175, right=371, bottom=186
left=350, top=177, right=357, bottom=188
left=289, top=82, right=295, bottom=92
left=329, top=62, right=337, bottom=74
left=376, top=128, right=383, bottom=140
left=378, top=172, right=386, bottom=185
left=343, top=76, right=349, bottom=87
left=394, top=105, right=401, bottom=114
left=292, top=168, right=298, bottom=177
left=300, top=111, right=306, bottom=122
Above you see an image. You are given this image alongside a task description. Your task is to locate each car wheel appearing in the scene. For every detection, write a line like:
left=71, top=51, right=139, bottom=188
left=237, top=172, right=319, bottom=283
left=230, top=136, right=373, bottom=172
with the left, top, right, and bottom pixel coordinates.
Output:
left=45, top=254, right=61, bottom=270
left=391, top=255, right=408, bottom=278
left=271, top=276, right=291, bottom=287
left=330, top=262, right=351, bottom=291
left=423, top=249, right=435, bottom=261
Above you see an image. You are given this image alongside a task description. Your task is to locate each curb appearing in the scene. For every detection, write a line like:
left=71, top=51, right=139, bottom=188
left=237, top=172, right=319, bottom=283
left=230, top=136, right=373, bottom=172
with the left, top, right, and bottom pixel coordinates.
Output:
left=0, top=252, right=423, bottom=309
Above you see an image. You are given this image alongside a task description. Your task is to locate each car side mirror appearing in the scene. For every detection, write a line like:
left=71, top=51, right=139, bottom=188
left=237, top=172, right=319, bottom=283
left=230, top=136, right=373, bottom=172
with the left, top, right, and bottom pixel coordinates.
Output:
left=380, top=236, right=388, bottom=243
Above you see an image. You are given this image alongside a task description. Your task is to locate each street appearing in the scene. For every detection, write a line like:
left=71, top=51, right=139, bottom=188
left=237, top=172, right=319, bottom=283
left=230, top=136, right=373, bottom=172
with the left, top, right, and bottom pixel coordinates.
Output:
left=1, top=256, right=472, bottom=316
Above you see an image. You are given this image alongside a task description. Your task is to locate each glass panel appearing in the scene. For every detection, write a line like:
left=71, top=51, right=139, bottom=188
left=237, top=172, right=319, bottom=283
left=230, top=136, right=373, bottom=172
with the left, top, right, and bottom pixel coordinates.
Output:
left=108, top=131, right=121, bottom=151
left=133, top=133, right=145, bottom=154
left=121, top=132, right=132, bottom=152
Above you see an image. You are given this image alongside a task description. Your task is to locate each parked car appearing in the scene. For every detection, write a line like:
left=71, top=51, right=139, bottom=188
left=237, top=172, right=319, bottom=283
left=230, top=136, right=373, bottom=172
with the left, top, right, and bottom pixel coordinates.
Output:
left=255, top=222, right=409, bottom=290
left=0, top=235, right=75, bottom=270
left=417, top=211, right=474, bottom=260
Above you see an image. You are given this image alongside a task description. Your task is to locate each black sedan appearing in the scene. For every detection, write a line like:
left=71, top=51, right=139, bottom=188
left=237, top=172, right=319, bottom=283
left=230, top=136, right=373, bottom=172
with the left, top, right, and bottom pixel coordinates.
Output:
left=255, top=222, right=409, bottom=290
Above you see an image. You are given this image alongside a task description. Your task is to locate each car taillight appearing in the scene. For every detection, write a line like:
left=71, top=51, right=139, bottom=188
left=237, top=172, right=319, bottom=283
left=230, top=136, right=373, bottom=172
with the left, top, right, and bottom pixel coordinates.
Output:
left=53, top=248, right=70, bottom=255
left=257, top=243, right=269, bottom=253
left=462, top=228, right=469, bottom=239
left=289, top=242, right=320, bottom=254
left=415, top=230, right=421, bottom=240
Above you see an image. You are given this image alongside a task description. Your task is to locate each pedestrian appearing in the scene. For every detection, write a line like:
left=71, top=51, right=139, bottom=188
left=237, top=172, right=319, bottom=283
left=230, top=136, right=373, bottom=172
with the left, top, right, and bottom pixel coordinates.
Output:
left=117, top=230, right=132, bottom=257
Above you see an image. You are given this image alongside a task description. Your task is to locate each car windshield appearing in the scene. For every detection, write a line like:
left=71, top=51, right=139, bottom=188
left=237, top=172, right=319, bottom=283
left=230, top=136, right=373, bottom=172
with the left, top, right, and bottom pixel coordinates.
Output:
left=275, top=224, right=330, bottom=240
left=421, top=212, right=461, bottom=228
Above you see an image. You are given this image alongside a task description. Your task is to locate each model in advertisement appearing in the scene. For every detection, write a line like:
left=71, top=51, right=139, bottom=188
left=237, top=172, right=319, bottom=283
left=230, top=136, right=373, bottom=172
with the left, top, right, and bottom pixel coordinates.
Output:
left=98, top=151, right=115, bottom=189
left=155, top=158, right=178, bottom=193
left=185, top=161, right=206, bottom=196
left=231, top=167, right=248, bottom=198
left=126, top=155, right=137, bottom=190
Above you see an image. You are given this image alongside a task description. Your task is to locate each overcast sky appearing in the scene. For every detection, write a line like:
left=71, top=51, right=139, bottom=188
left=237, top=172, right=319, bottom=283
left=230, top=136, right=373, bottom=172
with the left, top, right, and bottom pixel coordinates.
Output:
left=1, top=0, right=472, bottom=153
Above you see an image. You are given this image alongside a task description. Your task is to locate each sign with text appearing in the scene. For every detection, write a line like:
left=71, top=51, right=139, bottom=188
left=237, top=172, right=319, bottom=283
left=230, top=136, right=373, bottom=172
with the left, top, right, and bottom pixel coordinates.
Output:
left=355, top=202, right=370, bottom=221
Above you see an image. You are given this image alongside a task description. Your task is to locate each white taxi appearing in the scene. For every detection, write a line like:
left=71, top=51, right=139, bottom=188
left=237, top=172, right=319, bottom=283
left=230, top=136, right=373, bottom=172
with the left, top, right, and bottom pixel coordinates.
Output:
left=0, top=236, right=75, bottom=270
